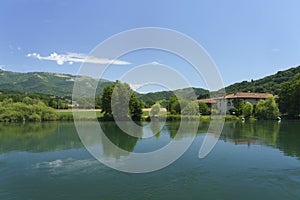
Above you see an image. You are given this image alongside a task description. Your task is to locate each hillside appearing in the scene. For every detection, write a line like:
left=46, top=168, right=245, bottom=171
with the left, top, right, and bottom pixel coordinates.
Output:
left=0, top=65, right=299, bottom=100
left=0, top=70, right=112, bottom=96
left=224, top=65, right=300, bottom=95
left=138, top=87, right=209, bottom=102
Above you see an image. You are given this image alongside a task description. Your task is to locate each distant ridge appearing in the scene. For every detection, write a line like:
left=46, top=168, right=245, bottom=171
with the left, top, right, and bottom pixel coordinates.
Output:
left=0, top=70, right=112, bottom=96
left=0, top=65, right=299, bottom=99
left=223, top=65, right=300, bottom=95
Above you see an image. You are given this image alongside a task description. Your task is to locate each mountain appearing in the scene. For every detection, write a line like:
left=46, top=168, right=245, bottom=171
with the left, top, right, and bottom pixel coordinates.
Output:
left=0, top=69, right=112, bottom=96
left=223, top=65, right=300, bottom=95
left=0, top=65, right=299, bottom=100
left=138, top=87, right=209, bottom=102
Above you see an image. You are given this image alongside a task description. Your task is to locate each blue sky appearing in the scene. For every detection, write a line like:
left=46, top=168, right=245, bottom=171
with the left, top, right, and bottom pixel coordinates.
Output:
left=1, top=0, right=300, bottom=91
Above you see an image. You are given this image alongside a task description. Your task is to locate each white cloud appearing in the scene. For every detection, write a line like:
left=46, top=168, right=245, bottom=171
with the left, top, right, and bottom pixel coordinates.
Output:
left=27, top=52, right=131, bottom=65
left=151, top=61, right=161, bottom=65
left=129, top=83, right=143, bottom=91
left=0, top=65, right=6, bottom=70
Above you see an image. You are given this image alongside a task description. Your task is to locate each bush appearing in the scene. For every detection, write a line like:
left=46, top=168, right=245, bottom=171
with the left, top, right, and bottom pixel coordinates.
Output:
left=255, top=97, right=280, bottom=120
left=181, top=102, right=199, bottom=116
left=243, top=102, right=253, bottom=118
left=0, top=97, right=58, bottom=122
left=198, top=102, right=210, bottom=115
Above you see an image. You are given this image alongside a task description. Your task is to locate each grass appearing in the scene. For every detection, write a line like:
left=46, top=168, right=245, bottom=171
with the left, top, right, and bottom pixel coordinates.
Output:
left=57, top=110, right=103, bottom=120
left=56, top=109, right=242, bottom=122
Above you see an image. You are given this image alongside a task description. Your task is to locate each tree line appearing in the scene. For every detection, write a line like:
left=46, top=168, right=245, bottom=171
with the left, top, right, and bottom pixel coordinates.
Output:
left=0, top=73, right=299, bottom=122
left=0, top=97, right=58, bottom=122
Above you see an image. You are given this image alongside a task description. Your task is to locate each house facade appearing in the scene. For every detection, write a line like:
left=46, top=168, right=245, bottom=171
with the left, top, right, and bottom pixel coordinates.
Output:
left=197, top=92, right=274, bottom=114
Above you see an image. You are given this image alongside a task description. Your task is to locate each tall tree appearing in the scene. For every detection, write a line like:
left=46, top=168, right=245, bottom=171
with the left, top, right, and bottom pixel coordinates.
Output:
left=100, top=84, right=114, bottom=118
left=168, top=95, right=181, bottom=114
left=100, top=81, right=142, bottom=120
left=279, top=73, right=300, bottom=118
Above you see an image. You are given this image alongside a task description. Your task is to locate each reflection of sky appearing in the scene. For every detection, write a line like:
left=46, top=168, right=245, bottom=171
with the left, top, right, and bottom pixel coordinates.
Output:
left=1, top=121, right=300, bottom=200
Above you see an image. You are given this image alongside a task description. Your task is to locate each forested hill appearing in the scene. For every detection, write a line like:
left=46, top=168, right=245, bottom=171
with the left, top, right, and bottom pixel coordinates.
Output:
left=139, top=65, right=300, bottom=101
left=138, top=87, right=209, bottom=102
left=0, top=70, right=112, bottom=96
left=0, top=65, right=299, bottom=99
left=224, top=65, right=300, bottom=95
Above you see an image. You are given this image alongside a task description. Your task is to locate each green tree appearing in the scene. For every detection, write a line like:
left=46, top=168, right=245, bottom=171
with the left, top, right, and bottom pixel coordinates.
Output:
left=232, top=99, right=244, bottom=116
left=197, top=91, right=209, bottom=100
left=144, top=98, right=155, bottom=108
left=0, top=97, right=57, bottom=122
left=181, top=102, right=199, bottom=116
left=100, top=81, right=143, bottom=120
left=168, top=95, right=180, bottom=114
left=129, top=92, right=143, bottom=120
left=100, top=84, right=114, bottom=118
left=279, top=73, right=300, bottom=118
left=242, top=102, right=253, bottom=118
left=198, top=102, right=210, bottom=115
left=255, top=96, right=280, bottom=120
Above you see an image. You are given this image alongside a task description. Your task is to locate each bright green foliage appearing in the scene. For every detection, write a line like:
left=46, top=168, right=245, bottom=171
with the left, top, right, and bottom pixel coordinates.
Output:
left=224, top=65, right=300, bottom=95
left=129, top=92, right=143, bottom=120
left=181, top=102, right=199, bottom=116
left=255, top=96, right=280, bottom=120
left=100, top=84, right=114, bottom=118
left=198, top=102, right=210, bottom=115
left=150, top=103, right=161, bottom=117
left=242, top=102, right=253, bottom=118
left=100, top=81, right=143, bottom=120
left=144, top=98, right=155, bottom=108
left=0, top=97, right=58, bottom=122
left=232, top=99, right=245, bottom=116
left=168, top=95, right=181, bottom=114
left=279, top=73, right=300, bottom=118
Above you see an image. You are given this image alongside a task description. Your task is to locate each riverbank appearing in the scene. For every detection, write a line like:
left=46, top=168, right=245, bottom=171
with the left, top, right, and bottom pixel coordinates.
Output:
left=57, top=109, right=242, bottom=121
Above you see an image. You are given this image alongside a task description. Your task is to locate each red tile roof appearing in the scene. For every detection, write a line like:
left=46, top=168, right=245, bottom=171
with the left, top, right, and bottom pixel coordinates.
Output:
left=196, top=92, right=275, bottom=104
left=221, top=92, right=273, bottom=99
left=196, top=98, right=217, bottom=104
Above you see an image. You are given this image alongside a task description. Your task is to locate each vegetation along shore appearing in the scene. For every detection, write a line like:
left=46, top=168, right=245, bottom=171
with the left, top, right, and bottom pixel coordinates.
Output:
left=0, top=66, right=299, bottom=122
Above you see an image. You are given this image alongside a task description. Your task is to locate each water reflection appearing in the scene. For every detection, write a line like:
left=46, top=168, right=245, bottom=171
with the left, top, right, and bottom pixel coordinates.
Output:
left=221, top=121, right=280, bottom=146
left=276, top=121, right=300, bottom=159
left=99, top=122, right=140, bottom=159
left=221, top=121, right=300, bottom=159
left=0, top=121, right=300, bottom=160
left=0, top=122, right=82, bottom=153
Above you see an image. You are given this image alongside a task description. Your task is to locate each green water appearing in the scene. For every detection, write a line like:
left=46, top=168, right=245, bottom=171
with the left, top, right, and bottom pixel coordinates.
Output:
left=0, top=121, right=300, bottom=200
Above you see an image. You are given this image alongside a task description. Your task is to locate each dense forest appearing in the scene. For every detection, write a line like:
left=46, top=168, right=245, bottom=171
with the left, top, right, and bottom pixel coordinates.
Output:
left=223, top=65, right=300, bottom=95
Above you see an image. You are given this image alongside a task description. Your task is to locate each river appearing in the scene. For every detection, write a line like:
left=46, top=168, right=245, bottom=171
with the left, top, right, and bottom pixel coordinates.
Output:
left=0, top=121, right=299, bottom=200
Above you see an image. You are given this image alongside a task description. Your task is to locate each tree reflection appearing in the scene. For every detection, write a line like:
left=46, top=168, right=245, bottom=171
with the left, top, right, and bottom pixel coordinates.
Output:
left=99, top=121, right=140, bottom=159
left=1, top=121, right=300, bottom=161
left=276, top=121, right=300, bottom=159
left=221, top=121, right=280, bottom=146
left=0, top=122, right=82, bottom=153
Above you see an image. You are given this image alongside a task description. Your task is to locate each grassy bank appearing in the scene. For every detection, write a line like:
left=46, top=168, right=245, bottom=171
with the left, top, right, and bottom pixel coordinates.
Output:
left=57, top=110, right=103, bottom=121
left=57, top=109, right=245, bottom=122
